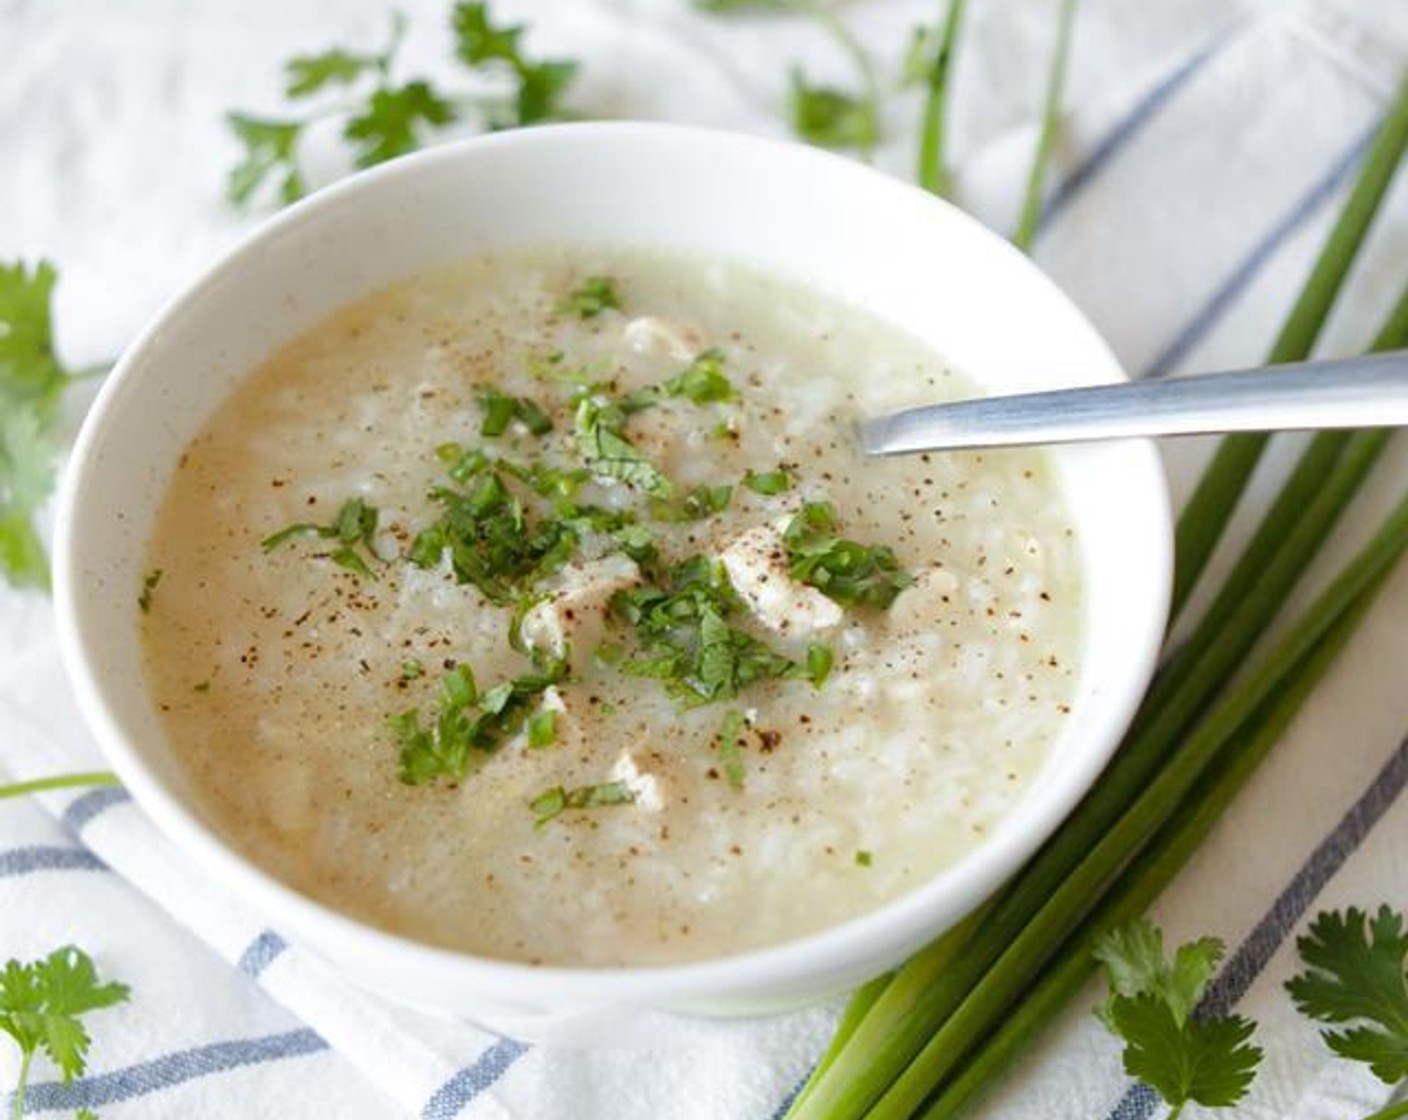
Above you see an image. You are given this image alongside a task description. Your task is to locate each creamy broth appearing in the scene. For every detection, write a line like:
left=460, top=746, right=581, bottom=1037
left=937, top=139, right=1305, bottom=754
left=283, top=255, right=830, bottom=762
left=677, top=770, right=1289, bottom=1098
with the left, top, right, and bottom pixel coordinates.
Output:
left=141, top=250, right=1082, bottom=966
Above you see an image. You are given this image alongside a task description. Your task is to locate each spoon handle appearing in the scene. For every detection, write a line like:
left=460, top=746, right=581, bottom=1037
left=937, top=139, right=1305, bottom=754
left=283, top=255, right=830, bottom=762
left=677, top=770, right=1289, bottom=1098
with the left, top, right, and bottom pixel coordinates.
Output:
left=859, top=351, right=1408, bottom=456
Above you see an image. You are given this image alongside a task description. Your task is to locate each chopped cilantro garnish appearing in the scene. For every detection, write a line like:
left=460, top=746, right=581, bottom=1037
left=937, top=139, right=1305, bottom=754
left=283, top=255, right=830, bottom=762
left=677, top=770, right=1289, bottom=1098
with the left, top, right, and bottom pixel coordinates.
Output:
left=137, top=568, right=163, bottom=613
left=573, top=395, right=674, bottom=497
left=783, top=501, right=912, bottom=608
left=527, top=707, right=558, bottom=749
left=805, top=642, right=834, bottom=687
left=530, top=780, right=634, bottom=827
left=261, top=497, right=383, bottom=580
left=855, top=849, right=873, bottom=867
left=557, top=276, right=621, bottom=319
left=717, top=709, right=747, bottom=789
left=742, top=468, right=792, bottom=496
left=391, top=658, right=566, bottom=785
left=408, top=468, right=575, bottom=604
left=610, top=555, right=799, bottom=706
left=193, top=680, right=211, bottom=693
left=662, top=349, right=736, bottom=403
left=401, top=658, right=424, bottom=681
left=652, top=483, right=733, bottom=523
left=478, top=389, right=554, bottom=437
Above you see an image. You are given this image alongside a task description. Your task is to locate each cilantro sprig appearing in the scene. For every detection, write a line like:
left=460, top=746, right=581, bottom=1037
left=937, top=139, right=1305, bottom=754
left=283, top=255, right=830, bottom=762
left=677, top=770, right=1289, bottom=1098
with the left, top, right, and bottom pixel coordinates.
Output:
left=0, top=947, right=130, bottom=1120
left=783, top=501, right=912, bottom=609
left=1287, top=905, right=1408, bottom=1087
left=227, top=2, right=580, bottom=210
left=1093, top=919, right=1262, bottom=1117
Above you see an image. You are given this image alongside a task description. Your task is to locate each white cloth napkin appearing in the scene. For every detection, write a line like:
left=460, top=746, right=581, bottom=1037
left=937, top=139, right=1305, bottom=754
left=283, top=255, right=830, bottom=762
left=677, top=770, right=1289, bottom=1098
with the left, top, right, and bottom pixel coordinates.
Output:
left=3, top=0, right=1408, bottom=1117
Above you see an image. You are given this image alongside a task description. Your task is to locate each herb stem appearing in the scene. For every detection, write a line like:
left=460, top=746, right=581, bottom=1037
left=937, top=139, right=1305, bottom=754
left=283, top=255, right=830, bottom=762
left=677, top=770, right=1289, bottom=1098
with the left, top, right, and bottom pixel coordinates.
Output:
left=1011, top=0, right=1078, bottom=251
left=12, top=1048, right=30, bottom=1120
left=1170, top=71, right=1408, bottom=617
left=0, top=771, right=121, bottom=802
left=916, top=0, right=965, bottom=196
left=917, top=572, right=1385, bottom=1119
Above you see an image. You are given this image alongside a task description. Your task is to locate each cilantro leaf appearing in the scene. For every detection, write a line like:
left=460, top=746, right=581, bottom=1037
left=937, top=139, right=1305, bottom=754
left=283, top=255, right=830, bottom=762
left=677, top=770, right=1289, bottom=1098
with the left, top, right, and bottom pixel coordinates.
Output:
left=1094, top=919, right=1262, bottom=1114
left=557, top=276, right=621, bottom=320
left=344, top=81, right=456, bottom=168
left=662, top=348, right=736, bottom=403
left=451, top=2, right=578, bottom=128
left=742, top=468, right=792, bottom=496
left=783, top=502, right=912, bottom=609
left=0, top=946, right=129, bottom=1114
left=0, top=410, right=56, bottom=589
left=478, top=388, right=554, bottom=437
left=285, top=49, right=381, bottom=98
left=573, top=396, right=674, bottom=497
left=226, top=114, right=306, bottom=207
left=530, top=780, right=634, bottom=826
left=788, top=68, right=879, bottom=152
left=1286, top=905, right=1408, bottom=1084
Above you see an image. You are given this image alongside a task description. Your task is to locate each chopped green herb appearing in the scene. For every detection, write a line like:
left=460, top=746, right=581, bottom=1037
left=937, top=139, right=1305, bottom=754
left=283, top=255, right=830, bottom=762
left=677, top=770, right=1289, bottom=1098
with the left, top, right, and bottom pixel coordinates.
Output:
left=193, top=681, right=211, bottom=693
left=530, top=780, right=634, bottom=826
left=652, top=483, right=733, bottom=523
left=1286, top=905, right=1408, bottom=1085
left=1094, top=919, right=1262, bottom=1115
left=262, top=497, right=383, bottom=581
left=855, top=849, right=873, bottom=867
left=527, top=707, right=558, bottom=749
left=662, top=348, right=736, bottom=403
left=558, top=276, right=621, bottom=319
left=805, top=642, right=834, bottom=688
left=783, top=501, right=912, bottom=608
left=401, top=658, right=424, bottom=681
left=717, top=709, right=747, bottom=789
left=573, top=395, right=674, bottom=497
left=137, top=568, right=163, bottom=613
left=392, top=657, right=566, bottom=785
left=610, top=555, right=799, bottom=706
left=0, top=946, right=130, bottom=1120
left=478, top=388, right=554, bottom=437
left=742, top=468, right=792, bottom=496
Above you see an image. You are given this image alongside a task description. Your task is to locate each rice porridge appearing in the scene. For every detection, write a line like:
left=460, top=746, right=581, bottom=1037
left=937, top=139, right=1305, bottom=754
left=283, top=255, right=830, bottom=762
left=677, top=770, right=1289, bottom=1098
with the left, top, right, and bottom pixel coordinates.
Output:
left=140, top=250, right=1082, bottom=966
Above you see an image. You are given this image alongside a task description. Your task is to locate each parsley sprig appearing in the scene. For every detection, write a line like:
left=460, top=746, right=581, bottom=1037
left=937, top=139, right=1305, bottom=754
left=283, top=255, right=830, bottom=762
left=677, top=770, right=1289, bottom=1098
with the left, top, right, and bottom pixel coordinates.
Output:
left=227, top=2, right=580, bottom=209
left=783, top=501, right=913, bottom=609
left=1093, top=919, right=1262, bottom=1118
left=0, top=947, right=130, bottom=1120
left=1287, top=905, right=1408, bottom=1087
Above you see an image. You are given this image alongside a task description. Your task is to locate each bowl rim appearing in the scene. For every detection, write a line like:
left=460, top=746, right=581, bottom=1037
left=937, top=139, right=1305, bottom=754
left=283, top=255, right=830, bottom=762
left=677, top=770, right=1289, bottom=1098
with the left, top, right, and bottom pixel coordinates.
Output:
left=54, top=120, right=1172, bottom=1007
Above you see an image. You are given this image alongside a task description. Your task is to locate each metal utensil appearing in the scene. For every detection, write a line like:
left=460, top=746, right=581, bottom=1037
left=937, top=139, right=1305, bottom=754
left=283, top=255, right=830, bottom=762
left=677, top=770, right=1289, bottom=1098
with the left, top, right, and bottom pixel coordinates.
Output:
left=859, top=351, right=1408, bottom=456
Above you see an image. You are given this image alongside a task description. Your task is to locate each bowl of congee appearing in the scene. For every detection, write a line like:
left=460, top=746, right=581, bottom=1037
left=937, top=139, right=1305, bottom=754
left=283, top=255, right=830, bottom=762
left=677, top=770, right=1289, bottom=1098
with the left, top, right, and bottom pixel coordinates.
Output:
left=54, top=123, right=1171, bottom=1034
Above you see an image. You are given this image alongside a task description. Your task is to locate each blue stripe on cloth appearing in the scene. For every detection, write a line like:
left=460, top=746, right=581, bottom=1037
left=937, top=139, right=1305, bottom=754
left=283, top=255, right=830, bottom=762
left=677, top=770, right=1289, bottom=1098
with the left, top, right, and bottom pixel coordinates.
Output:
left=1143, top=117, right=1380, bottom=378
left=421, top=1039, right=531, bottom=1120
left=0, top=845, right=106, bottom=878
left=15, top=1029, right=327, bottom=1114
left=1102, top=732, right=1408, bottom=1120
left=236, top=930, right=289, bottom=980
left=767, top=1071, right=810, bottom=1120
left=1038, top=22, right=1242, bottom=233
left=61, top=786, right=131, bottom=834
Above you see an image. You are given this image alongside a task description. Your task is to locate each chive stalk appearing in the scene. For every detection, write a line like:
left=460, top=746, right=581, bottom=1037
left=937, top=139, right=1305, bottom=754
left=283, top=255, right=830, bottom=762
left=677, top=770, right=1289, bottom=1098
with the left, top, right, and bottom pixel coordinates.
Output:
left=916, top=0, right=966, bottom=196
left=1170, top=72, right=1408, bottom=616
left=867, top=481, right=1408, bottom=1117
left=1011, top=0, right=1078, bottom=251
left=919, top=575, right=1386, bottom=1119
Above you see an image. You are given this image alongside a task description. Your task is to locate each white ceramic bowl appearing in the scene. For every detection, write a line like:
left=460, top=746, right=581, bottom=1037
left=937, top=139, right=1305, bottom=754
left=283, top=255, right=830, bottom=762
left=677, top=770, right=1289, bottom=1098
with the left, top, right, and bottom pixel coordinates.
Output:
left=55, top=122, right=1171, bottom=1038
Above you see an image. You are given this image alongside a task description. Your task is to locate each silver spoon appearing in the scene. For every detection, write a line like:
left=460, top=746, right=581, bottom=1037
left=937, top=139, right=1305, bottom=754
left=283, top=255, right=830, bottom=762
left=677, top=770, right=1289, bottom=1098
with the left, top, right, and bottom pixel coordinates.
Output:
left=859, top=351, right=1408, bottom=456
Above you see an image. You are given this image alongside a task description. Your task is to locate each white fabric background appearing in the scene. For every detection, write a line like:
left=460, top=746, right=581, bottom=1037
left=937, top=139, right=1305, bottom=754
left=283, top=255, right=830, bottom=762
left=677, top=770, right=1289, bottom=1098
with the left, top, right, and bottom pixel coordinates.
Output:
left=3, top=0, right=1408, bottom=1117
